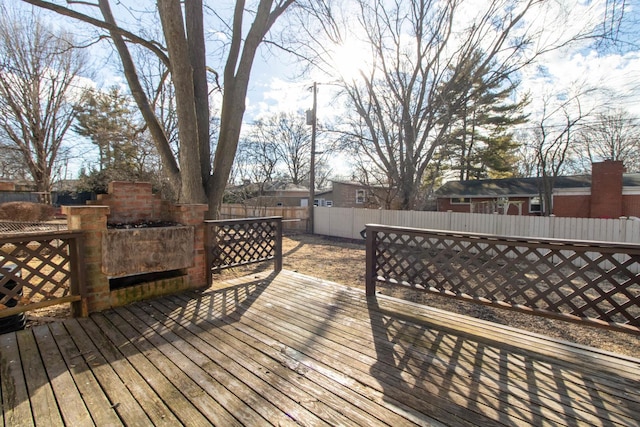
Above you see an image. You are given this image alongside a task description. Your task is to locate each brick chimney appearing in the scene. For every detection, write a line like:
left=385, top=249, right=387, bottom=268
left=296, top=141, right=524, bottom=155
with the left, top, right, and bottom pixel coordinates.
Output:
left=590, top=160, right=625, bottom=218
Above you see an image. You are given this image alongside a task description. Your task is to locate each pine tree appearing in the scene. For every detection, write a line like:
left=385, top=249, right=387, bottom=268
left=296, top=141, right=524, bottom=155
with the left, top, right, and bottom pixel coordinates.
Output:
left=74, top=87, right=156, bottom=193
left=442, top=51, right=529, bottom=180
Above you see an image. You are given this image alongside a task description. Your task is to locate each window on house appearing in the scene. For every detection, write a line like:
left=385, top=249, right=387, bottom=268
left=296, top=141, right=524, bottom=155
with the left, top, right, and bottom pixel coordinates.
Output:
left=529, top=196, right=542, bottom=213
left=356, top=189, right=366, bottom=204
left=450, top=197, right=471, bottom=204
left=326, top=200, right=333, bottom=207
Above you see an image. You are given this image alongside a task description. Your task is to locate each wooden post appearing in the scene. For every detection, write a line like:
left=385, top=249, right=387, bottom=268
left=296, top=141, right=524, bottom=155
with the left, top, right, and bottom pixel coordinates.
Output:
left=204, top=222, right=213, bottom=288
left=307, top=82, right=317, bottom=234
left=68, top=233, right=88, bottom=317
left=365, top=225, right=376, bottom=296
left=274, top=217, right=283, bottom=273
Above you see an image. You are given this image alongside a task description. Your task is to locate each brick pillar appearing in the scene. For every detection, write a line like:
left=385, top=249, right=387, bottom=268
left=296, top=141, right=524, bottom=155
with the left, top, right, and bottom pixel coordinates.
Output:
left=169, top=204, right=209, bottom=288
left=63, top=205, right=111, bottom=314
left=591, top=160, right=625, bottom=218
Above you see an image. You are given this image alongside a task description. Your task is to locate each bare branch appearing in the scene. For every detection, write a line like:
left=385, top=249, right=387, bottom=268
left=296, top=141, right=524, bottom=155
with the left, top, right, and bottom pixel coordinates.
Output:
left=20, top=0, right=170, bottom=66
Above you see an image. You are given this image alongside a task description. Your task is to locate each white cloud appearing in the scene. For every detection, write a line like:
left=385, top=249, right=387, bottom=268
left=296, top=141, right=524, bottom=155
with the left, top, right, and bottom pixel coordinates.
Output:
left=520, top=47, right=640, bottom=119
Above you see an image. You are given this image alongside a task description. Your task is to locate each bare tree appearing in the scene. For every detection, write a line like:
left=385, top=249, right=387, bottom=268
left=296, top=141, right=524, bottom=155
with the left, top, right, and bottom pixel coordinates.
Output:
left=574, top=110, right=640, bottom=172
left=252, top=112, right=312, bottom=185
left=23, top=0, right=296, bottom=217
left=235, top=134, right=280, bottom=187
left=236, top=111, right=333, bottom=190
left=302, top=0, right=622, bottom=210
left=0, top=145, right=29, bottom=181
left=0, top=6, right=90, bottom=195
left=527, top=92, right=591, bottom=215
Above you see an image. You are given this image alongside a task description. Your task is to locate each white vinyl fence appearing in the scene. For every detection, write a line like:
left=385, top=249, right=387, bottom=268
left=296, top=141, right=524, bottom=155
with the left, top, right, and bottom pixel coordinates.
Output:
left=314, top=207, right=640, bottom=244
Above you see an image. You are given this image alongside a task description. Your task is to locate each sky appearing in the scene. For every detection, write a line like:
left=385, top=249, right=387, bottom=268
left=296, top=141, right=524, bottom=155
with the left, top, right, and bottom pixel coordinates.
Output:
left=12, top=0, right=640, bottom=180
left=242, top=0, right=640, bottom=178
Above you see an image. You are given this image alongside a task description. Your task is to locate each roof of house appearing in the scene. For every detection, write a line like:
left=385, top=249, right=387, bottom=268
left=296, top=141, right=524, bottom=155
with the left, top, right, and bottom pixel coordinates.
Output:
left=226, top=180, right=308, bottom=194
left=262, top=181, right=308, bottom=192
left=331, top=180, right=392, bottom=190
left=436, top=173, right=640, bottom=198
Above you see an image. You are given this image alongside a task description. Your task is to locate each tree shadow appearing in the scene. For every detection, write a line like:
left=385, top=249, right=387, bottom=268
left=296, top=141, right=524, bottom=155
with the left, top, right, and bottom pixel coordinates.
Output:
left=365, top=295, right=633, bottom=426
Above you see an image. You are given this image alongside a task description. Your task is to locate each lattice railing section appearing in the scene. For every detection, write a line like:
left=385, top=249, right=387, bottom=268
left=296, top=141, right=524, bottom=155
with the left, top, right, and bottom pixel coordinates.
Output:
left=0, top=232, right=85, bottom=318
left=365, top=225, right=640, bottom=334
left=205, top=217, right=282, bottom=280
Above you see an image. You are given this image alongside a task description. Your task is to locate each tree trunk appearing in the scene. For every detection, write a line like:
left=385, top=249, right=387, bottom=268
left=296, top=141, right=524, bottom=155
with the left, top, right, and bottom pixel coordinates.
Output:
left=98, top=0, right=181, bottom=194
left=207, top=0, right=294, bottom=218
left=158, top=0, right=207, bottom=203
left=184, top=0, right=211, bottom=193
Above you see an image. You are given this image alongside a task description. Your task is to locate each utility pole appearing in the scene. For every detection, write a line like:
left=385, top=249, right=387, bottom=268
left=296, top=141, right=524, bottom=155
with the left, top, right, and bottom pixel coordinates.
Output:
left=307, top=82, right=317, bottom=234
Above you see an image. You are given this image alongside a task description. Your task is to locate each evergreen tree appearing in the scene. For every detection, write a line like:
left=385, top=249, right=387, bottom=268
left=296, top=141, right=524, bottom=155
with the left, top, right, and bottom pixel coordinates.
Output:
left=74, top=87, right=138, bottom=171
left=74, top=87, right=158, bottom=193
left=442, top=51, right=529, bottom=180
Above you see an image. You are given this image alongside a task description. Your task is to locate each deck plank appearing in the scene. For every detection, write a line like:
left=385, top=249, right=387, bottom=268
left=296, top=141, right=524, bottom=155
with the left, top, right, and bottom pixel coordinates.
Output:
left=86, top=313, right=210, bottom=427
left=31, top=325, right=95, bottom=426
left=0, top=332, right=34, bottom=427
left=204, top=280, right=525, bottom=426
left=16, top=329, right=65, bottom=426
left=152, top=293, right=418, bottom=427
left=1, top=269, right=639, bottom=426
left=47, top=322, right=123, bottom=426
left=102, top=308, right=259, bottom=427
left=260, top=272, right=639, bottom=425
left=240, top=276, right=586, bottom=425
left=126, top=301, right=337, bottom=426
left=185, top=278, right=489, bottom=426
left=63, top=318, right=157, bottom=427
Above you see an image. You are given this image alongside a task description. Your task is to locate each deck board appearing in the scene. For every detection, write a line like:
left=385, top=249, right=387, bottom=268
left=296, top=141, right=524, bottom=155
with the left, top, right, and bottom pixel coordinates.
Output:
left=17, top=330, right=64, bottom=426
left=1, top=269, right=639, bottom=426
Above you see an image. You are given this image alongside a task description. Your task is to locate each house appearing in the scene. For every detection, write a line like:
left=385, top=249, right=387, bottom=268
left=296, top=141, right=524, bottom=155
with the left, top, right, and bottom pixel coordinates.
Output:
left=225, top=180, right=310, bottom=207
left=435, top=160, right=640, bottom=218
left=314, top=180, right=398, bottom=209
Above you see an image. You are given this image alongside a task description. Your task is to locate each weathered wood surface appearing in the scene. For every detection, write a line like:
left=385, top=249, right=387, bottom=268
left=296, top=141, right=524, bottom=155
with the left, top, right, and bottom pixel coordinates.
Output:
left=102, top=226, right=194, bottom=277
left=1, top=269, right=639, bottom=426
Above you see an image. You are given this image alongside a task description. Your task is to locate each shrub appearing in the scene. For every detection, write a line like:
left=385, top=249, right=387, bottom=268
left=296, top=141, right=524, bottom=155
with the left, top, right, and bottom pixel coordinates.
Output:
left=0, top=202, right=56, bottom=221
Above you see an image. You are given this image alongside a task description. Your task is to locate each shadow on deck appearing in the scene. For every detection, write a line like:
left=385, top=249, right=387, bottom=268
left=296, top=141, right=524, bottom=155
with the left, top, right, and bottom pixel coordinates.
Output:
left=1, top=270, right=639, bottom=426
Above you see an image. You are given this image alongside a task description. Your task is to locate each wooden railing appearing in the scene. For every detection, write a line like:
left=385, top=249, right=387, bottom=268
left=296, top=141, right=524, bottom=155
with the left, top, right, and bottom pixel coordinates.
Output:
left=205, top=217, right=283, bottom=286
left=0, top=231, right=86, bottom=320
left=365, top=224, right=640, bottom=334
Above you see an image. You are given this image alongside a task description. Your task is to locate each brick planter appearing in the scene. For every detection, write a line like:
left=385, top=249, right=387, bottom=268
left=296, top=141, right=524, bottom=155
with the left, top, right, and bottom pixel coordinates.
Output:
left=102, top=226, right=194, bottom=277
left=65, top=182, right=208, bottom=314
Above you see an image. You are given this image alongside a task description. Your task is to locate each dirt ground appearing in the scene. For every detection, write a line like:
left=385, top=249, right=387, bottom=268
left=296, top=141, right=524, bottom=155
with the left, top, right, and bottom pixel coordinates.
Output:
left=278, top=233, right=639, bottom=358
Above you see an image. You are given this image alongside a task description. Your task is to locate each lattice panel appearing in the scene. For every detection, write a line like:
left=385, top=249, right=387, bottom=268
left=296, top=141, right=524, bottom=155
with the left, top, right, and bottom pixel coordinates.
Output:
left=0, top=233, right=83, bottom=317
left=209, top=219, right=278, bottom=272
left=372, top=228, right=640, bottom=332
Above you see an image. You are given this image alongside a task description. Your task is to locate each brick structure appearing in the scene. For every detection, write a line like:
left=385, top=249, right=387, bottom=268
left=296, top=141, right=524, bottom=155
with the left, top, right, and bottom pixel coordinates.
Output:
left=90, top=181, right=169, bottom=223
left=436, top=161, right=640, bottom=218
left=0, top=181, right=16, bottom=192
left=591, top=160, right=625, bottom=218
left=63, top=205, right=112, bottom=313
left=65, top=182, right=208, bottom=314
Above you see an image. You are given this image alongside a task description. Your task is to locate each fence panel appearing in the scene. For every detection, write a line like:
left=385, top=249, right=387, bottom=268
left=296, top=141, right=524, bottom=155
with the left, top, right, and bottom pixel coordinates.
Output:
left=315, top=208, right=640, bottom=244
left=0, top=231, right=85, bottom=324
left=220, top=204, right=307, bottom=231
left=0, top=220, right=67, bottom=236
left=365, top=224, right=640, bottom=334
left=204, top=217, right=282, bottom=286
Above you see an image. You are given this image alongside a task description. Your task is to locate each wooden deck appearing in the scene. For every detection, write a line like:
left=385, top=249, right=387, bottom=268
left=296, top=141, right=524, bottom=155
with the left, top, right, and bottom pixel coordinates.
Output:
left=1, top=270, right=639, bottom=426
